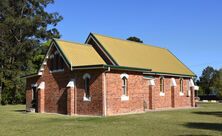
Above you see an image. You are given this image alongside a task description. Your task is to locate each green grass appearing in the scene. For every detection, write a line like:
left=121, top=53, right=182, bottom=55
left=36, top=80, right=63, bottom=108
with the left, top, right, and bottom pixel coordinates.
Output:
left=0, top=103, right=221, bottom=136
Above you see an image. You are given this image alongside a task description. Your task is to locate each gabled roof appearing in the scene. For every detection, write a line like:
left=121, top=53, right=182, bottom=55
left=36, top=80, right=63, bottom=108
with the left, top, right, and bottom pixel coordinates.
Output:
left=54, top=39, right=106, bottom=67
left=90, top=33, right=195, bottom=76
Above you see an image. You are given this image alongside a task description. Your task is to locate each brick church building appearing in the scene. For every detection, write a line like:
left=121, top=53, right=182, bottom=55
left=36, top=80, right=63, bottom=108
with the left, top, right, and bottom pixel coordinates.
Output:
left=24, top=33, right=197, bottom=116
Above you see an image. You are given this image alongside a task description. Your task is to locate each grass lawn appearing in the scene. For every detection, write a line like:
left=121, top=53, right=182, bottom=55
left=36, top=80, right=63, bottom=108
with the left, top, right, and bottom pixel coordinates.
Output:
left=0, top=103, right=221, bottom=136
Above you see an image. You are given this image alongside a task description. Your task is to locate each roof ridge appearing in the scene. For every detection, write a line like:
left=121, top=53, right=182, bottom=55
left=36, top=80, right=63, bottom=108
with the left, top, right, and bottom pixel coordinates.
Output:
left=53, top=38, right=92, bottom=47
left=91, top=33, right=167, bottom=50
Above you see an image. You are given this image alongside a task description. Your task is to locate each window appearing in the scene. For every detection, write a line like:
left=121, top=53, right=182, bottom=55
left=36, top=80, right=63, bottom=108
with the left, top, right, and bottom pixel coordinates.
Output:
left=49, top=51, right=64, bottom=72
left=160, top=77, right=164, bottom=93
left=84, top=77, right=90, bottom=98
left=120, top=73, right=129, bottom=101
left=122, top=76, right=128, bottom=96
left=83, top=73, right=91, bottom=101
left=180, top=79, right=184, bottom=93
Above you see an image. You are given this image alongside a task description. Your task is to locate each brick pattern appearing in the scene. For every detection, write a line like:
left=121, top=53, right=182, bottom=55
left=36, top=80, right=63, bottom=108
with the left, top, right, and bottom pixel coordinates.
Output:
left=25, top=47, right=195, bottom=116
left=38, top=88, right=45, bottom=113
left=26, top=47, right=104, bottom=115
left=75, top=70, right=103, bottom=115
left=67, top=87, right=74, bottom=115
left=105, top=72, right=194, bottom=115
left=105, top=71, right=149, bottom=115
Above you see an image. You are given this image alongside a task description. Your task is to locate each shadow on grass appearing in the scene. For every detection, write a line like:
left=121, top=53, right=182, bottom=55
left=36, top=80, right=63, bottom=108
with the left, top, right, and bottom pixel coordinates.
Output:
left=13, top=110, right=26, bottom=113
left=184, top=122, right=222, bottom=132
left=192, top=111, right=222, bottom=117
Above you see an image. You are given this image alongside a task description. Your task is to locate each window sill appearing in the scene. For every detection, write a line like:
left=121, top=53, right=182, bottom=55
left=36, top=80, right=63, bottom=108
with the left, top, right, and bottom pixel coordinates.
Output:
left=121, top=95, right=129, bottom=101
left=160, top=92, right=165, bottom=96
left=83, top=96, right=91, bottom=101
left=50, top=69, right=64, bottom=73
left=179, top=92, right=184, bottom=96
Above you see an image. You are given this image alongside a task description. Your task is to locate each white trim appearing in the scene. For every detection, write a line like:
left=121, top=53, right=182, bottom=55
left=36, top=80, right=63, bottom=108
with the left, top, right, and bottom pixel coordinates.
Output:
left=50, top=69, right=64, bottom=73
left=38, top=72, right=43, bottom=75
left=66, top=79, right=75, bottom=88
left=83, top=96, right=91, bottom=101
left=37, top=41, right=71, bottom=76
left=189, top=79, right=195, bottom=87
left=120, top=73, right=129, bottom=79
left=179, top=92, right=184, bottom=96
left=31, top=83, right=38, bottom=87
left=187, top=90, right=191, bottom=97
left=40, top=67, right=44, bottom=71
left=160, top=92, right=165, bottom=96
left=83, top=73, right=91, bottom=79
left=194, top=85, right=199, bottom=90
left=121, top=95, right=129, bottom=101
left=38, top=82, right=45, bottom=90
left=148, top=79, right=155, bottom=86
left=170, top=78, right=177, bottom=87
left=43, top=61, right=47, bottom=65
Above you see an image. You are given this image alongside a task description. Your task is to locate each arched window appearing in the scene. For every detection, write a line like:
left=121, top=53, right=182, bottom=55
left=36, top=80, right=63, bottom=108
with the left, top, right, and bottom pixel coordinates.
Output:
left=120, top=73, right=129, bottom=96
left=180, top=78, right=184, bottom=93
left=49, top=54, right=54, bottom=71
left=122, top=76, right=128, bottom=96
left=49, top=51, right=64, bottom=71
left=160, top=77, right=164, bottom=93
left=85, top=77, right=90, bottom=98
left=83, top=73, right=91, bottom=100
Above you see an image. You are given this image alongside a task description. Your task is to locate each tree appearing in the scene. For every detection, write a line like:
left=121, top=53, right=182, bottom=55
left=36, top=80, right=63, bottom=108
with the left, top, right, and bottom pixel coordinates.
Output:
left=127, top=36, right=143, bottom=43
left=212, top=69, right=222, bottom=98
left=0, top=0, right=62, bottom=104
left=198, top=66, right=217, bottom=95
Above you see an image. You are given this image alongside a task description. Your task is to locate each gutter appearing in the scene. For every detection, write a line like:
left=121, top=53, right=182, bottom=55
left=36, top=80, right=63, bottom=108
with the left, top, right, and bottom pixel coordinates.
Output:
left=143, top=71, right=196, bottom=78
left=71, top=64, right=151, bottom=73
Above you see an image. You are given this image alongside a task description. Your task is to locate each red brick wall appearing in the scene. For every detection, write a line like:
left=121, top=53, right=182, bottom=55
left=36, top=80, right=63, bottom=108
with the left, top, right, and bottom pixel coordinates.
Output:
left=153, top=77, right=191, bottom=109
left=26, top=46, right=104, bottom=115
left=153, top=77, right=172, bottom=108
left=105, top=71, right=193, bottom=115
left=105, top=71, right=149, bottom=115
left=74, top=70, right=103, bottom=116
left=25, top=46, right=193, bottom=116
left=25, top=76, right=40, bottom=111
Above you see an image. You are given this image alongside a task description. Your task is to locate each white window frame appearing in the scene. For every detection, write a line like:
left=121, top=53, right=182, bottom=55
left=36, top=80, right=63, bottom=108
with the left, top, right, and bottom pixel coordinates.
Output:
left=83, top=73, right=91, bottom=101
left=160, top=77, right=165, bottom=96
left=179, top=78, right=184, bottom=96
left=120, top=73, right=129, bottom=101
left=49, top=51, right=65, bottom=73
left=31, top=84, right=38, bottom=100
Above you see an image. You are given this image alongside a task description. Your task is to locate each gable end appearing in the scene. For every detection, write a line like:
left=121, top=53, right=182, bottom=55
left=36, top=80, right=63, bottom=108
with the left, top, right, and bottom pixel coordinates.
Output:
left=85, top=33, right=118, bottom=66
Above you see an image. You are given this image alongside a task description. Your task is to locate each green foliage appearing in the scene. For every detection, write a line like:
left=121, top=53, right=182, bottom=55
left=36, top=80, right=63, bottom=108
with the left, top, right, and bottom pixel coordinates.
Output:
left=0, top=0, right=62, bottom=104
left=212, top=69, right=222, bottom=97
left=197, top=66, right=216, bottom=95
left=197, top=66, right=222, bottom=99
left=127, top=36, right=143, bottom=43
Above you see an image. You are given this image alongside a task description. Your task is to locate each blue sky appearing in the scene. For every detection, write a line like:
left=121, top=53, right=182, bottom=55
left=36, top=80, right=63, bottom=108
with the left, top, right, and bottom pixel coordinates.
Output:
left=47, top=0, right=222, bottom=77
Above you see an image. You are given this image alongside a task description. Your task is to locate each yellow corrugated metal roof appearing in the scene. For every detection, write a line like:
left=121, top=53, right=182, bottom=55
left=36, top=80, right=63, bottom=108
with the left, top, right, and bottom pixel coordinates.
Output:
left=54, top=39, right=106, bottom=66
left=92, top=33, right=195, bottom=76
